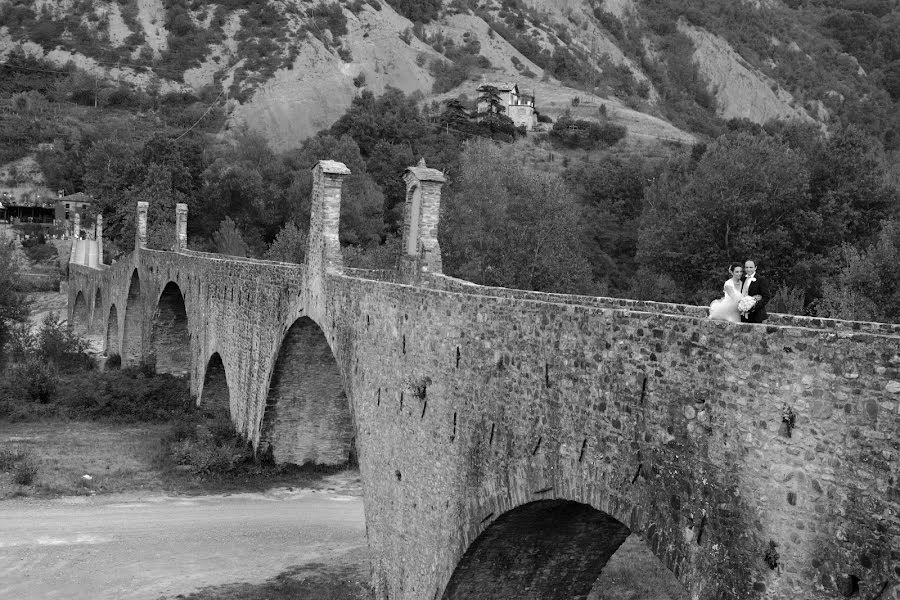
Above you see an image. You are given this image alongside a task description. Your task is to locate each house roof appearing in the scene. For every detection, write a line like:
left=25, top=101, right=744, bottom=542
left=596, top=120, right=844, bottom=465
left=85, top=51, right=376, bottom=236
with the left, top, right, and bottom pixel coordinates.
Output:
left=479, top=81, right=517, bottom=92
left=60, top=192, right=92, bottom=203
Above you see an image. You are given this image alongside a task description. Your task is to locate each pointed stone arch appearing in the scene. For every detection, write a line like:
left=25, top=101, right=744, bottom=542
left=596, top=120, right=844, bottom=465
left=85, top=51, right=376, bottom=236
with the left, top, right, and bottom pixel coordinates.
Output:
left=105, top=304, right=120, bottom=359
left=441, top=500, right=633, bottom=600
left=260, top=316, right=353, bottom=466
left=150, top=281, right=190, bottom=376
left=122, top=270, right=143, bottom=366
left=200, top=352, right=231, bottom=417
left=72, top=291, right=89, bottom=335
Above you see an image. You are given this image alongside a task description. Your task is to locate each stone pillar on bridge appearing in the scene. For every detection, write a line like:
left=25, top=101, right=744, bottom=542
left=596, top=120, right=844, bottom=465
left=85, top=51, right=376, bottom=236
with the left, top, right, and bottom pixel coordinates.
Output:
left=73, top=211, right=81, bottom=238
left=135, top=201, right=148, bottom=249
left=175, top=203, right=188, bottom=252
left=401, top=158, right=446, bottom=281
left=305, top=160, right=350, bottom=321
left=95, top=213, right=103, bottom=265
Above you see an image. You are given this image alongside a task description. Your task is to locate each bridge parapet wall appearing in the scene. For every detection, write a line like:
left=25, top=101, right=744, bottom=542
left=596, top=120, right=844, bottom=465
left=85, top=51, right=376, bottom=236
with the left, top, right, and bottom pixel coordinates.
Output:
left=329, top=272, right=900, bottom=600
left=422, top=273, right=900, bottom=337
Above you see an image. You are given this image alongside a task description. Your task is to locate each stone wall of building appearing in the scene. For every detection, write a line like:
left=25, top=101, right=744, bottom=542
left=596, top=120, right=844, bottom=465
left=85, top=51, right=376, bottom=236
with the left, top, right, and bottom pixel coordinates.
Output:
left=68, top=158, right=900, bottom=600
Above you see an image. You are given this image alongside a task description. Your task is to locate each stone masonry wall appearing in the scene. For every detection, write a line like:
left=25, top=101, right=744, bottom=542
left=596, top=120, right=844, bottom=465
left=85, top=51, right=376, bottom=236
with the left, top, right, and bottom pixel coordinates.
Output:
left=328, top=272, right=899, bottom=600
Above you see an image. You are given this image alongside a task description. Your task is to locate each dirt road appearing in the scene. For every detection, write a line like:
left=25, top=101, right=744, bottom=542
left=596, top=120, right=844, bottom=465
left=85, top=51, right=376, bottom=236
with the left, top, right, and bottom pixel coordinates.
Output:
left=0, top=482, right=367, bottom=600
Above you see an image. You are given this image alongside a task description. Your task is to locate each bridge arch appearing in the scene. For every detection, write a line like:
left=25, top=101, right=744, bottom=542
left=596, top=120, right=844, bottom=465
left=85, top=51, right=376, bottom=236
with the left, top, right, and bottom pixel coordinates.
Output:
left=442, top=500, right=653, bottom=600
left=150, top=281, right=190, bottom=376
left=72, top=291, right=89, bottom=335
left=259, top=316, right=354, bottom=466
left=122, top=270, right=143, bottom=366
left=200, top=352, right=231, bottom=417
left=105, top=304, right=120, bottom=359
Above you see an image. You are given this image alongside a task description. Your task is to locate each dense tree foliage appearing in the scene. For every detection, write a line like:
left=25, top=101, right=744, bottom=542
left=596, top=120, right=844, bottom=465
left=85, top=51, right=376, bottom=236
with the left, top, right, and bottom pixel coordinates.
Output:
left=637, top=132, right=815, bottom=303
left=383, top=0, right=443, bottom=23
left=440, top=140, right=596, bottom=294
left=817, top=220, right=900, bottom=322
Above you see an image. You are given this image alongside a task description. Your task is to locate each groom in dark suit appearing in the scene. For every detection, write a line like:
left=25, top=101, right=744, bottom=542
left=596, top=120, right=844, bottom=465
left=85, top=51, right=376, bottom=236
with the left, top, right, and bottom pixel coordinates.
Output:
left=741, top=259, right=771, bottom=323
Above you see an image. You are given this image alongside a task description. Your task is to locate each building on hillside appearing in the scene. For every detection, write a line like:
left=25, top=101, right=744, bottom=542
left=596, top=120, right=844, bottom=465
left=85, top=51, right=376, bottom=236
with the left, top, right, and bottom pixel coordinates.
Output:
left=476, top=82, right=537, bottom=131
left=55, top=191, right=92, bottom=227
left=0, top=189, right=92, bottom=235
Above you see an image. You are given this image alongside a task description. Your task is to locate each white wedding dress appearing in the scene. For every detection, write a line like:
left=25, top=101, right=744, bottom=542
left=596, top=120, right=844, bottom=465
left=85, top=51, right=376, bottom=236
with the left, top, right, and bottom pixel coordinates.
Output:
left=708, top=279, right=742, bottom=323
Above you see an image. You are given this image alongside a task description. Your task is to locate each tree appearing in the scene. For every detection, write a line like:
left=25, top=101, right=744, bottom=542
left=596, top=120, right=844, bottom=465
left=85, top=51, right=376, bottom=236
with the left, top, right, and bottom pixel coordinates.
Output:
left=817, top=220, right=900, bottom=323
left=564, top=156, right=658, bottom=292
left=440, top=140, right=596, bottom=294
left=637, top=132, right=814, bottom=303
left=807, top=125, right=898, bottom=246
left=282, top=134, right=384, bottom=247
left=213, top=217, right=249, bottom=257
left=439, top=98, right=470, bottom=132
left=476, top=85, right=504, bottom=117
left=264, top=223, right=307, bottom=264
left=0, top=239, right=27, bottom=365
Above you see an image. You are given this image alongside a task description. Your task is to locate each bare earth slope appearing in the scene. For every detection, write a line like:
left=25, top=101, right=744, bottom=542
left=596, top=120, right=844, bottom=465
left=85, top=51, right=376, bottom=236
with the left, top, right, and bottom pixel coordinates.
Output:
left=678, top=20, right=815, bottom=125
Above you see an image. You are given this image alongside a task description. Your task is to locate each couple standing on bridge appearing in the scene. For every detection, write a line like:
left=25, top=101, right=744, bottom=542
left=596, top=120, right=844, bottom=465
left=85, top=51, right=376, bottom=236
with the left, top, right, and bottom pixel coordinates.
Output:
left=708, top=259, right=771, bottom=324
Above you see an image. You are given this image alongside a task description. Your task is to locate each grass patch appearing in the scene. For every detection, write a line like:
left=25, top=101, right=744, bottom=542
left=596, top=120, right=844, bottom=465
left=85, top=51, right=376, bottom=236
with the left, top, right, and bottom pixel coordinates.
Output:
left=0, top=421, right=171, bottom=498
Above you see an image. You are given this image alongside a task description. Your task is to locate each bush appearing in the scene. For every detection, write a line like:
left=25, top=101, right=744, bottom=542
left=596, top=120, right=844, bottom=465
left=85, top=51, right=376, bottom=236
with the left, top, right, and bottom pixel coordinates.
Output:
left=12, top=360, right=58, bottom=403
left=309, top=2, right=348, bottom=38
left=164, top=412, right=253, bottom=475
left=549, top=115, right=627, bottom=149
left=34, top=313, right=95, bottom=372
left=0, top=447, right=28, bottom=471
left=14, top=461, right=38, bottom=485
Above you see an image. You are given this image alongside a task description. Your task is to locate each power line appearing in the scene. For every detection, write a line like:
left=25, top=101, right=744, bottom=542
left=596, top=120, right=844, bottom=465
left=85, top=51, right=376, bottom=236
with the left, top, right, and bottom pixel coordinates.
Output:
left=175, top=90, right=225, bottom=140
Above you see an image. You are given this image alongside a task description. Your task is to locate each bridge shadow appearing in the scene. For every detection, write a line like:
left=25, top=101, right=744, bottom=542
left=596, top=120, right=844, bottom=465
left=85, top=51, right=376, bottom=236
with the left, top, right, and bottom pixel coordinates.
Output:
left=260, top=317, right=354, bottom=467
left=201, top=353, right=231, bottom=417
left=122, top=270, right=142, bottom=367
left=72, top=291, right=89, bottom=335
left=150, top=282, right=190, bottom=377
left=442, top=500, right=635, bottom=600
left=105, top=304, right=119, bottom=360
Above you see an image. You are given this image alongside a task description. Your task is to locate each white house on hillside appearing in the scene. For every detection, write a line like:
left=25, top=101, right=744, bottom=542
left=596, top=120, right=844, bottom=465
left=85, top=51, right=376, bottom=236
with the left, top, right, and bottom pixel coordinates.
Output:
left=476, top=82, right=537, bottom=130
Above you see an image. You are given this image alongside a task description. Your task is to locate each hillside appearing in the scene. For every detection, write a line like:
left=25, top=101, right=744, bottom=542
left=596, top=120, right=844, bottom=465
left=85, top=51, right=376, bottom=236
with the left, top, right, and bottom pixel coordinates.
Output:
left=2, top=0, right=899, bottom=202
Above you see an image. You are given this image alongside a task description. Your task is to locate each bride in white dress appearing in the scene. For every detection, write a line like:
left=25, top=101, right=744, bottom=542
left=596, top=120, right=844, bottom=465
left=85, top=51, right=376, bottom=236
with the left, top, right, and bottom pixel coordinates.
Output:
left=708, top=263, right=744, bottom=323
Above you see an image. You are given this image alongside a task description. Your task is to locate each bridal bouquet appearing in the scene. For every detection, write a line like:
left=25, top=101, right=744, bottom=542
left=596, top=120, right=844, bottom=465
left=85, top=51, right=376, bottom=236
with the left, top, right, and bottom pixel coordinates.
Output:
left=738, top=296, right=757, bottom=319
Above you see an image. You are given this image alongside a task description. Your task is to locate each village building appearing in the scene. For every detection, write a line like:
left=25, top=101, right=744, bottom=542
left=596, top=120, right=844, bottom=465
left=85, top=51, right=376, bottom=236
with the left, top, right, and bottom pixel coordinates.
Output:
left=476, top=82, right=538, bottom=130
left=0, top=189, right=92, bottom=236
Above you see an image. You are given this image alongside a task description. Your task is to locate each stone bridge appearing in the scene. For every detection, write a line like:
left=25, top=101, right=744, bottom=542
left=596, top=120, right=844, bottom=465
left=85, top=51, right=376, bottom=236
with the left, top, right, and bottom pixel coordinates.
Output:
left=68, top=160, right=900, bottom=600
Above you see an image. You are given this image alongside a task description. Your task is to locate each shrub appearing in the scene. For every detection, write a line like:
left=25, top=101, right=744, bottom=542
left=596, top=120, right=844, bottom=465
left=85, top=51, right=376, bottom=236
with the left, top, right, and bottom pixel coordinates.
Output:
left=35, top=312, right=95, bottom=372
left=549, top=115, right=627, bottom=149
left=430, top=59, right=468, bottom=93
left=309, top=2, right=347, bottom=38
left=14, top=461, right=38, bottom=485
left=0, top=447, right=28, bottom=471
left=11, top=360, right=58, bottom=403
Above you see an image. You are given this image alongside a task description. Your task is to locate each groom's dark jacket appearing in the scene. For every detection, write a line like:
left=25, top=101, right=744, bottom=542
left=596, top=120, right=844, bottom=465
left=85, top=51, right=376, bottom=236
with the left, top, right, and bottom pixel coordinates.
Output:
left=744, top=275, right=771, bottom=323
